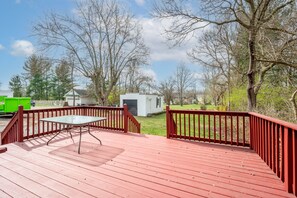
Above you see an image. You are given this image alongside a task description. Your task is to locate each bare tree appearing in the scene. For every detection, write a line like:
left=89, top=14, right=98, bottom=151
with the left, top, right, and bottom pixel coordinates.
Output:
left=189, top=25, right=241, bottom=109
left=153, top=0, right=296, bottom=111
left=123, top=60, right=154, bottom=94
left=175, top=63, right=196, bottom=106
left=157, top=77, right=175, bottom=105
left=33, top=0, right=149, bottom=105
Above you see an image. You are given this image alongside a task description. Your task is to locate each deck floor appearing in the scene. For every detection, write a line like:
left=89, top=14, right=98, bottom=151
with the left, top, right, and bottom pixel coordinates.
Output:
left=0, top=129, right=294, bottom=198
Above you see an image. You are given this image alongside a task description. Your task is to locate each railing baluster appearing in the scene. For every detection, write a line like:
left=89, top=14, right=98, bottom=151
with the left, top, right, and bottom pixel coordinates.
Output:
left=236, top=115, right=239, bottom=146
left=225, top=115, right=227, bottom=144
left=219, top=114, right=222, bottom=143
left=188, top=113, right=191, bottom=139
left=281, top=125, right=285, bottom=182
left=243, top=116, right=246, bottom=147
left=198, top=113, right=200, bottom=140
left=208, top=114, right=210, bottom=142
left=214, top=114, right=216, bottom=143
left=203, top=114, right=205, bottom=141
left=193, top=114, right=196, bottom=139
left=230, top=116, right=233, bottom=145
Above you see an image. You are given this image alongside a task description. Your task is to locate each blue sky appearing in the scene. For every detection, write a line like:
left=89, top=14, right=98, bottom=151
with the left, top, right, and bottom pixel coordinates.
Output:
left=0, top=0, right=203, bottom=90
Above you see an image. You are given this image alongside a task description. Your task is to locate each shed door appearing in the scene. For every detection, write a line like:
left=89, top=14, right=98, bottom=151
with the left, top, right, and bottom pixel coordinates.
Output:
left=123, top=99, right=137, bottom=116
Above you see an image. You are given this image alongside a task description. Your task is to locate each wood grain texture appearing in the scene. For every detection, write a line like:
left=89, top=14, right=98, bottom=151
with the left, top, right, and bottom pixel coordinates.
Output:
left=0, top=130, right=294, bottom=198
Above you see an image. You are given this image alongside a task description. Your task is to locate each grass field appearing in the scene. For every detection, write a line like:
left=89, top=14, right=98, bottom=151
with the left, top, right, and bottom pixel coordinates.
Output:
left=136, top=104, right=215, bottom=136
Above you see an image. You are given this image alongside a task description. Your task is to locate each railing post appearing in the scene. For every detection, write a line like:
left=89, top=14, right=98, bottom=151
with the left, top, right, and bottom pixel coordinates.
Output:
left=249, top=114, right=253, bottom=150
left=166, top=105, right=170, bottom=138
left=17, top=105, right=24, bottom=142
left=124, top=104, right=128, bottom=133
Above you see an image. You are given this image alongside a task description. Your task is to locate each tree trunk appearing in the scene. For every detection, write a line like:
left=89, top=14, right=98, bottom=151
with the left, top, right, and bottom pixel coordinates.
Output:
left=290, top=89, right=297, bottom=122
left=247, top=29, right=257, bottom=112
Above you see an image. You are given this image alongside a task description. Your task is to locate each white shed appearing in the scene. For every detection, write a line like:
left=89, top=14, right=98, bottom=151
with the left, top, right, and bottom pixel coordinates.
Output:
left=120, top=93, right=164, bottom=116
left=64, top=89, right=97, bottom=106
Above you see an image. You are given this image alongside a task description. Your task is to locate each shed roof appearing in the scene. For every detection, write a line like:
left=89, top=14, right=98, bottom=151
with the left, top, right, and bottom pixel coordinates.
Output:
left=74, top=89, right=88, bottom=96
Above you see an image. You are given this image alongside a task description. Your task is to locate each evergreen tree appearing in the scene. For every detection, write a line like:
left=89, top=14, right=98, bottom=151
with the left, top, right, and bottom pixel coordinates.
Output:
left=23, top=55, right=52, bottom=100
left=53, top=60, right=72, bottom=100
left=9, top=75, right=23, bottom=97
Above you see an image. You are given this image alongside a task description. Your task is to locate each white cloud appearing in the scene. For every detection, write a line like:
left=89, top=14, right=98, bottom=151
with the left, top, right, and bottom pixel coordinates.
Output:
left=11, top=40, right=35, bottom=57
left=0, top=44, right=4, bottom=50
left=140, top=68, right=157, bottom=81
left=139, top=17, right=203, bottom=62
left=135, top=0, right=145, bottom=6
left=15, top=0, right=21, bottom=4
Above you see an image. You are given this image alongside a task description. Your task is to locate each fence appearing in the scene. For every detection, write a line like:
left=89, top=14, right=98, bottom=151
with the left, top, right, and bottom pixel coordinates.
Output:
left=1, top=105, right=140, bottom=145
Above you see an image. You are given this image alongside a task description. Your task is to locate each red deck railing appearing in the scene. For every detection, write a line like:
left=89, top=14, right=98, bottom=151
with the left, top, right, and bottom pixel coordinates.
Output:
left=166, top=106, right=250, bottom=146
left=249, top=112, right=297, bottom=195
left=1, top=104, right=141, bottom=145
left=166, top=106, right=297, bottom=196
left=1, top=107, right=23, bottom=145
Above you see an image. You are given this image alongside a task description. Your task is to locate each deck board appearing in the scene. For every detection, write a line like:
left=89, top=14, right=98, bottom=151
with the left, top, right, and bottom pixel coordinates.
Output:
left=0, top=130, right=295, bottom=198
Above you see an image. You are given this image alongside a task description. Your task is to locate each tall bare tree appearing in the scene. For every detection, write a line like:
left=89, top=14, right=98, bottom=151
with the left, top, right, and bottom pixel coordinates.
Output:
left=157, top=77, right=175, bottom=105
left=189, top=25, right=241, bottom=109
left=33, top=0, right=149, bottom=105
left=123, top=60, right=154, bottom=93
left=175, top=63, right=196, bottom=106
left=153, top=0, right=296, bottom=111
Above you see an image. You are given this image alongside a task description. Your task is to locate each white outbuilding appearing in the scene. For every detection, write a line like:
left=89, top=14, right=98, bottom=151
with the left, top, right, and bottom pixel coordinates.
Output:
left=64, top=89, right=97, bottom=106
left=120, top=93, right=164, bottom=116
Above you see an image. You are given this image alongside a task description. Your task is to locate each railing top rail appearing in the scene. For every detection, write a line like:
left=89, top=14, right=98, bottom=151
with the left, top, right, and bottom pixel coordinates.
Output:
left=83, top=106, right=124, bottom=110
left=249, top=112, right=297, bottom=130
left=23, top=106, right=124, bottom=113
left=169, top=109, right=249, bottom=116
left=24, top=106, right=80, bottom=113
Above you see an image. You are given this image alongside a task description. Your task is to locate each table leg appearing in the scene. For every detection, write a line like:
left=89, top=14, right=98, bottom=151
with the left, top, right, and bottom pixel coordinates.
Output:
left=47, top=131, right=61, bottom=145
left=78, top=126, right=82, bottom=154
left=88, top=125, right=102, bottom=145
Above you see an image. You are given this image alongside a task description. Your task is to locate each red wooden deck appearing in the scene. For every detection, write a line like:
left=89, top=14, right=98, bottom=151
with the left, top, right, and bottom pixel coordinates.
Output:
left=0, top=130, right=294, bottom=198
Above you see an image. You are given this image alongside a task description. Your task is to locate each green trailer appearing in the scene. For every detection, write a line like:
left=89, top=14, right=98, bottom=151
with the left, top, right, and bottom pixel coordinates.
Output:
left=0, top=96, right=31, bottom=114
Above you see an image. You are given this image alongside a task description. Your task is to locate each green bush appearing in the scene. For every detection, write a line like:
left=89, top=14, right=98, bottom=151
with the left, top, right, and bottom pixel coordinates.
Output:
left=200, top=104, right=207, bottom=110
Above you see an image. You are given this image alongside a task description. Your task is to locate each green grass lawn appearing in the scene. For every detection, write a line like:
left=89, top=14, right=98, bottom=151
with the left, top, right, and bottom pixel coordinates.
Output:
left=136, top=104, right=215, bottom=136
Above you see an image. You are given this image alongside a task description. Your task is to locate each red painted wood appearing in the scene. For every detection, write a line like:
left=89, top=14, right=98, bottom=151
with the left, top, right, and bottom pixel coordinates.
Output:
left=272, top=122, right=276, bottom=173
left=268, top=121, right=271, bottom=169
left=123, top=104, right=128, bottom=133
left=281, top=126, right=285, bottom=182
left=293, top=130, right=297, bottom=195
left=208, top=114, right=210, bottom=142
left=276, top=125, right=280, bottom=177
left=243, top=116, right=246, bottom=147
left=166, top=106, right=169, bottom=138
left=230, top=116, right=233, bottom=145
left=203, top=114, right=205, bottom=141
left=225, top=115, right=227, bottom=144
left=219, top=114, right=222, bottom=143
left=284, top=127, right=293, bottom=193
left=236, top=115, right=239, bottom=146
left=0, top=131, right=294, bottom=198
left=0, top=147, right=7, bottom=153
left=17, top=106, right=23, bottom=142
left=214, top=114, right=216, bottom=142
